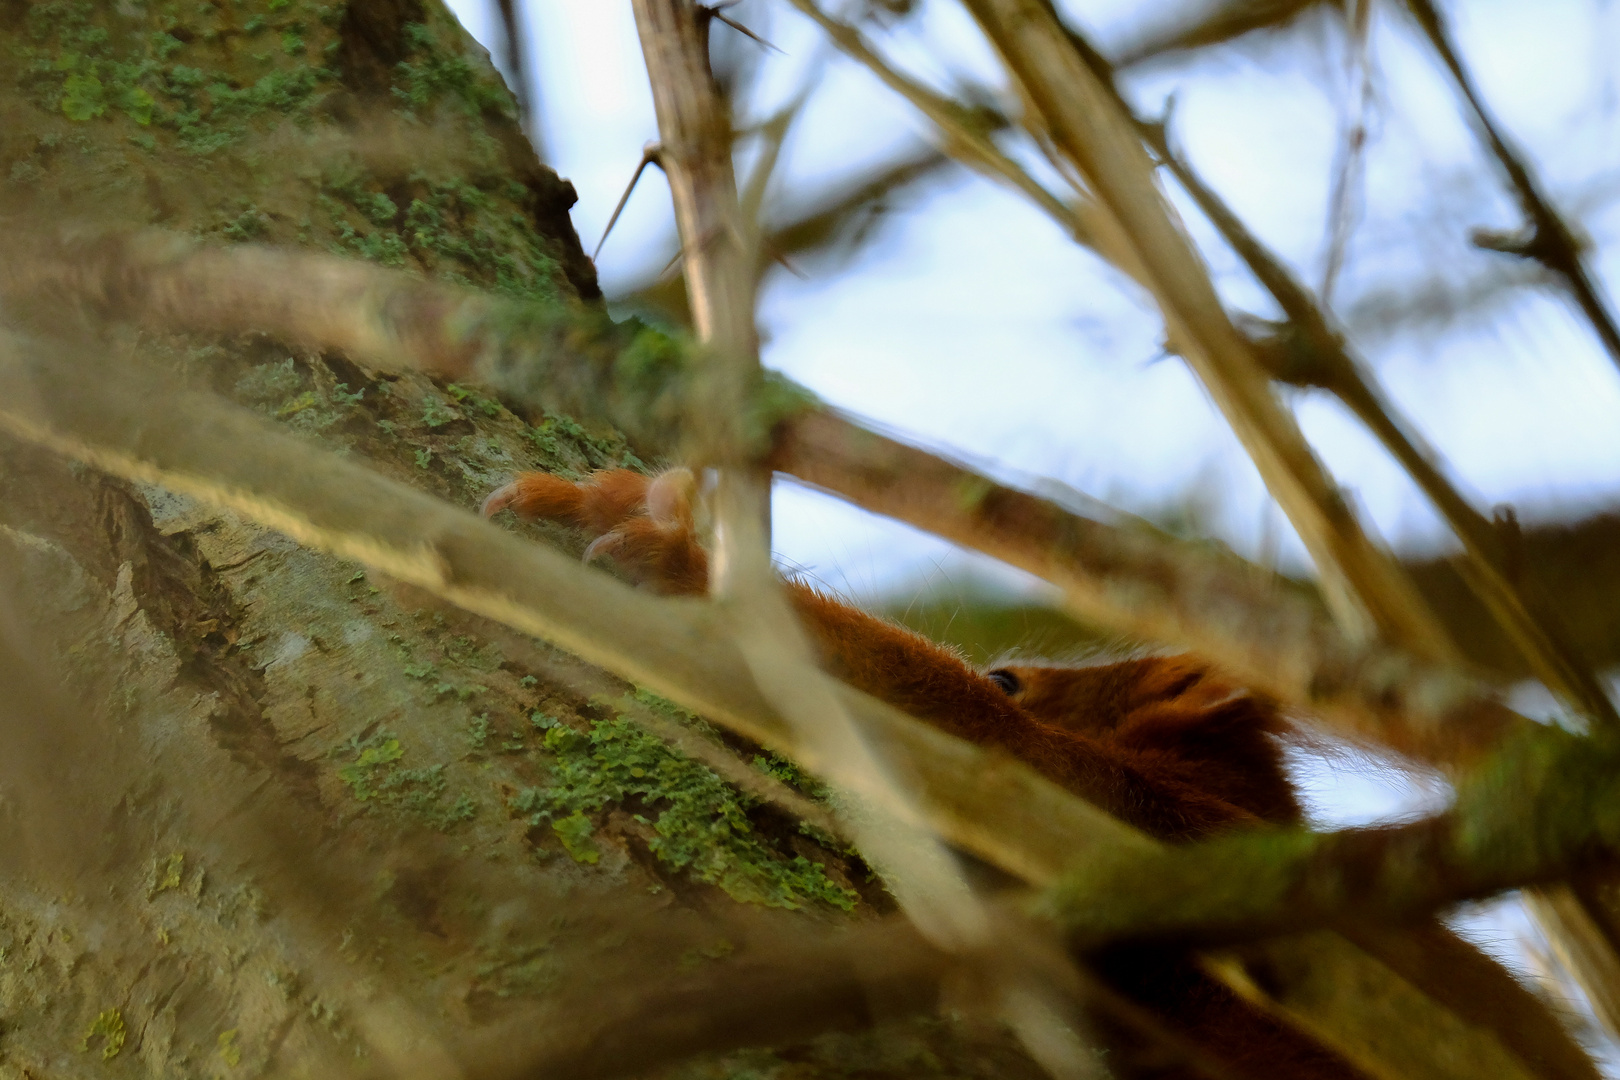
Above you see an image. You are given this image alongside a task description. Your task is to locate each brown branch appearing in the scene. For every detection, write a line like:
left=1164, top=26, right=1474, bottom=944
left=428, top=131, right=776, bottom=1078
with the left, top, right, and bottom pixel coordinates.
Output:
left=953, top=0, right=1458, bottom=672
left=1401, top=0, right=1620, bottom=375
left=1110, top=0, right=1327, bottom=70
left=772, top=410, right=1517, bottom=764
left=1135, top=111, right=1620, bottom=729
left=0, top=229, right=1525, bottom=764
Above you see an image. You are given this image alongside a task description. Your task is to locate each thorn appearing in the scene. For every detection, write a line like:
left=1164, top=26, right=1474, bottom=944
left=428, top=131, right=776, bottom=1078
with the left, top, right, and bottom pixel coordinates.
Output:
left=655, top=243, right=686, bottom=284
left=594, top=143, right=665, bottom=262
left=765, top=244, right=806, bottom=279
left=699, top=3, right=785, bottom=53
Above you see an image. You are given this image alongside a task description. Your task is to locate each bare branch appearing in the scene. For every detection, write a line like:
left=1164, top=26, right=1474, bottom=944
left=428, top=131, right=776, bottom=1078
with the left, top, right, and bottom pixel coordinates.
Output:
left=0, top=230, right=1527, bottom=764
left=1110, top=0, right=1328, bottom=70
left=954, top=0, right=1457, bottom=666
left=1401, top=0, right=1620, bottom=373
left=1138, top=112, right=1620, bottom=730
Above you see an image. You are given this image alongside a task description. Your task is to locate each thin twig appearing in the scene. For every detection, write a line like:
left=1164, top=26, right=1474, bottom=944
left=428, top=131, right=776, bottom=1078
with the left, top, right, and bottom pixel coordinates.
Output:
left=702, top=2, right=785, bottom=52
left=955, top=0, right=1456, bottom=664
left=1318, top=0, right=1373, bottom=306
left=1137, top=109, right=1620, bottom=730
left=0, top=228, right=1527, bottom=765
left=595, top=143, right=665, bottom=261
left=781, top=0, right=1102, bottom=252
left=1402, top=0, right=1620, bottom=373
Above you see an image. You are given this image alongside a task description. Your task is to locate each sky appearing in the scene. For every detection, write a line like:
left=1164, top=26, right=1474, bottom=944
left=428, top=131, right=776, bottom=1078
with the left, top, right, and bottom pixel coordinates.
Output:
left=438, top=0, right=1620, bottom=1047
left=445, top=0, right=1620, bottom=596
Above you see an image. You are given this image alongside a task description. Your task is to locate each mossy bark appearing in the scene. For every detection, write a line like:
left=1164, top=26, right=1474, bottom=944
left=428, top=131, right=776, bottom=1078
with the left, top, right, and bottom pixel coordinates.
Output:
left=0, top=4, right=1042, bottom=1078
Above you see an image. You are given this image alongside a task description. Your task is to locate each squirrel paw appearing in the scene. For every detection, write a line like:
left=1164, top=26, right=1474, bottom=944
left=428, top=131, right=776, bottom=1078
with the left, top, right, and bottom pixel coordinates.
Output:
left=483, top=468, right=708, bottom=595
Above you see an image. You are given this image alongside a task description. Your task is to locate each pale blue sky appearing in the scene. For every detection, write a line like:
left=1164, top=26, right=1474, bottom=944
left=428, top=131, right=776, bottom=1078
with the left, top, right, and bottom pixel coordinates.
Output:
left=448, top=0, right=1620, bottom=597
left=440, top=0, right=1620, bottom=1042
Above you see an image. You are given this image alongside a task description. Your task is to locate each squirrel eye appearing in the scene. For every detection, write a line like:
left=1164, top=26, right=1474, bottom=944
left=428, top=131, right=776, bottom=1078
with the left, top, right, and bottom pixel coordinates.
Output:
left=987, top=669, right=1022, bottom=695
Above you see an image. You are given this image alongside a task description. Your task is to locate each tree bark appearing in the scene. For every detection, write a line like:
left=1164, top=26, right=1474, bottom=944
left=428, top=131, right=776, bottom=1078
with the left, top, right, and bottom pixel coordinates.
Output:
left=0, top=4, right=1007, bottom=1077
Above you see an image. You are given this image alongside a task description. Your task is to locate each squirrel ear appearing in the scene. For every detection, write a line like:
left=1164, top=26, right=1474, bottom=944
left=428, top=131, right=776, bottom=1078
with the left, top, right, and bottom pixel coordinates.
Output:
left=986, top=668, right=1022, bottom=695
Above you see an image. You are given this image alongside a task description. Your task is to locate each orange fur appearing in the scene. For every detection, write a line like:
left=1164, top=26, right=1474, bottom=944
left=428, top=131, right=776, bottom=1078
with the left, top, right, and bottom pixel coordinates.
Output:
left=486, top=469, right=1280, bottom=841
left=486, top=467, right=1594, bottom=1080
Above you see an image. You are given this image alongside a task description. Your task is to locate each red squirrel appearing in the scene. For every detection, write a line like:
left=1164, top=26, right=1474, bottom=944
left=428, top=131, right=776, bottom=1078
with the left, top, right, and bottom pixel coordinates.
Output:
left=483, top=467, right=1596, bottom=1080
left=483, top=467, right=1299, bottom=841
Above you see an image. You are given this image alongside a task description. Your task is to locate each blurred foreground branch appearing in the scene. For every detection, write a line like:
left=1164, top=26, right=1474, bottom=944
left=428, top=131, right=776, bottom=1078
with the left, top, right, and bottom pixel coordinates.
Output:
left=0, top=228, right=1523, bottom=765
left=4, top=335, right=1618, bottom=956
left=0, top=326, right=1603, bottom=1080
left=1401, top=0, right=1620, bottom=374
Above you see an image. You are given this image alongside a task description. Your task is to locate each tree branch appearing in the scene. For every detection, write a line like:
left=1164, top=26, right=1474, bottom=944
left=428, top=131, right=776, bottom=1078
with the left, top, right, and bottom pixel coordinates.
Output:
left=0, top=228, right=1526, bottom=765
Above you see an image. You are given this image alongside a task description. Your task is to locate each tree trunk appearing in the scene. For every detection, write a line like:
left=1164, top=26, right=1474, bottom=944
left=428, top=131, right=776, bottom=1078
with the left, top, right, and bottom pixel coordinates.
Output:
left=0, top=4, right=1010, bottom=1077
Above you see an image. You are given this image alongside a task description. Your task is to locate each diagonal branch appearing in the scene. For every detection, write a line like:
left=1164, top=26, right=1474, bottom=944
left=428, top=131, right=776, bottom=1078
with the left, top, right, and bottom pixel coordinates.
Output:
left=0, top=228, right=1525, bottom=765
left=1401, top=0, right=1620, bottom=375
left=1135, top=113, right=1620, bottom=729
left=0, top=331, right=1594, bottom=1080
left=953, top=0, right=1455, bottom=664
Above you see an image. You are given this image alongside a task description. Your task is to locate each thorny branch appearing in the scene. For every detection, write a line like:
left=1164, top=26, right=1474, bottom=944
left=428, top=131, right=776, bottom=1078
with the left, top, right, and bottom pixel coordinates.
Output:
left=626, top=9, right=1096, bottom=1077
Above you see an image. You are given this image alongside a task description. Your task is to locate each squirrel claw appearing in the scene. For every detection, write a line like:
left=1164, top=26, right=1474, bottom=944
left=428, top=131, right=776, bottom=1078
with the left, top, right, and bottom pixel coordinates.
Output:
left=582, top=530, right=624, bottom=566
left=481, top=482, right=519, bottom=519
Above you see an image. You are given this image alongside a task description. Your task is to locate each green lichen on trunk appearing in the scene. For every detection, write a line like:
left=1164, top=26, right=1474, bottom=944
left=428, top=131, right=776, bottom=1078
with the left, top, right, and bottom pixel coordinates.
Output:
left=0, top=3, right=1047, bottom=1078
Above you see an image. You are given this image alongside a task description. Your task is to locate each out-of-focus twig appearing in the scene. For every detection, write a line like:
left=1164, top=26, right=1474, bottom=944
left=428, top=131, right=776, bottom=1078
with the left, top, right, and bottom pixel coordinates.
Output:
left=1109, top=0, right=1327, bottom=70
left=1402, top=0, right=1620, bottom=374
left=491, top=0, right=540, bottom=157
left=1318, top=0, right=1372, bottom=307
left=781, top=0, right=1103, bottom=253
left=1037, top=719, right=1620, bottom=952
left=624, top=142, right=955, bottom=319
left=1136, top=112, right=1620, bottom=730
left=955, top=0, right=1455, bottom=665
left=0, top=229, right=1525, bottom=765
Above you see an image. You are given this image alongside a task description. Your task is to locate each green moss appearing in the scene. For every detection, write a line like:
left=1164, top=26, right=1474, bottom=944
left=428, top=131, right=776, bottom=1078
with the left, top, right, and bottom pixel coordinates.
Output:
left=512, top=699, right=856, bottom=911
left=61, top=71, right=105, bottom=120
left=392, top=21, right=512, bottom=119
left=402, top=178, right=562, bottom=302
left=525, top=410, right=645, bottom=473
left=217, top=1028, right=242, bottom=1068
left=82, top=1008, right=126, bottom=1060
left=419, top=396, right=459, bottom=428
left=147, top=851, right=186, bottom=898
left=222, top=206, right=270, bottom=242
left=17, top=0, right=324, bottom=152
left=466, top=713, right=490, bottom=752
left=447, top=382, right=503, bottom=417
left=551, top=810, right=600, bottom=865
left=335, top=729, right=477, bottom=832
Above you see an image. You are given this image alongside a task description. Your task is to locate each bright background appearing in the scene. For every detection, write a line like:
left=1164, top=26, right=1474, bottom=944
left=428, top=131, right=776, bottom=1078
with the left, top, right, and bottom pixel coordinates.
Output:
left=444, top=0, right=1620, bottom=593
left=444, top=0, right=1620, bottom=1049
